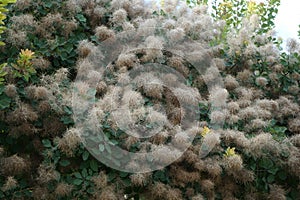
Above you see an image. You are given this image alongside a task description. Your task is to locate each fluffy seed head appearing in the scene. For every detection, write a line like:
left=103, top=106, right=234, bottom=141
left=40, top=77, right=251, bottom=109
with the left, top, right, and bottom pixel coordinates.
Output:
left=32, top=57, right=51, bottom=70
left=227, top=115, right=240, bottom=125
left=112, top=9, right=127, bottom=24
left=192, top=194, right=205, bottom=200
left=78, top=40, right=96, bottom=58
left=14, top=0, right=32, bottom=10
left=212, top=58, right=225, bottom=71
left=210, top=110, right=226, bottom=125
left=151, top=182, right=168, bottom=198
left=6, top=29, right=27, bottom=47
left=58, top=128, right=81, bottom=157
left=237, top=69, right=252, bottom=83
left=54, top=182, right=73, bottom=197
left=250, top=118, right=268, bottom=129
left=223, top=155, right=243, bottom=171
left=116, top=53, right=137, bottom=69
left=238, top=107, right=257, bottom=120
left=130, top=173, right=149, bottom=187
left=32, top=186, right=50, bottom=200
left=225, top=75, right=239, bottom=90
left=95, top=26, right=115, bottom=41
left=268, top=185, right=286, bottom=200
left=4, top=84, right=17, bottom=98
left=6, top=103, right=38, bottom=124
left=209, top=87, right=229, bottom=107
left=255, top=76, right=268, bottom=87
left=37, top=164, right=60, bottom=184
left=98, top=186, right=118, bottom=200
left=166, top=188, right=183, bottom=200
left=34, top=86, right=49, bottom=100
left=288, top=117, right=300, bottom=134
left=167, top=28, right=185, bottom=42
left=91, top=171, right=108, bottom=189
left=227, top=102, right=240, bottom=113
left=62, top=20, right=78, bottom=37
left=249, top=133, right=279, bottom=157
left=288, top=84, right=300, bottom=95
left=1, top=176, right=17, bottom=192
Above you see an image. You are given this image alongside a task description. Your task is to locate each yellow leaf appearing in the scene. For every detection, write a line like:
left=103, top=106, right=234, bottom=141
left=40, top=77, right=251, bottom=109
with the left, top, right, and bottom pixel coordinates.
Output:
left=224, top=147, right=236, bottom=157
left=201, top=126, right=211, bottom=137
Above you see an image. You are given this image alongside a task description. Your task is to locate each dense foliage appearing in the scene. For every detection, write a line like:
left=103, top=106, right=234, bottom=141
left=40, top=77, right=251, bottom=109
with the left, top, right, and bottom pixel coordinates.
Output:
left=0, top=0, right=299, bottom=199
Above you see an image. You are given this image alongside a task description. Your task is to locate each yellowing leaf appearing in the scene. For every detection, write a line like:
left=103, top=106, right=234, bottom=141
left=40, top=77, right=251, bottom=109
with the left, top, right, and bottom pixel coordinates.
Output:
left=224, top=147, right=236, bottom=157
left=201, top=126, right=211, bottom=137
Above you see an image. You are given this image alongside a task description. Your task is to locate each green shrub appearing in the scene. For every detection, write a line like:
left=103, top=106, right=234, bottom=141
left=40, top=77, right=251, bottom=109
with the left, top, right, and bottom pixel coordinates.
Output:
left=0, top=0, right=299, bottom=200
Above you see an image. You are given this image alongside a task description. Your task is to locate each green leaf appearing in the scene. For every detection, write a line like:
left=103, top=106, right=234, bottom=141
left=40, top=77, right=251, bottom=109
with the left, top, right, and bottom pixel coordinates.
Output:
left=42, top=139, right=52, bottom=148
left=73, top=178, right=83, bottom=185
left=119, top=172, right=128, bottom=178
left=0, top=94, right=11, bottom=110
left=82, top=151, right=89, bottom=161
left=44, top=1, right=52, bottom=8
left=59, top=159, right=70, bottom=167
left=60, top=52, right=68, bottom=61
left=53, top=151, right=61, bottom=164
left=74, top=172, right=82, bottom=179
left=64, top=106, right=73, bottom=115
left=123, top=178, right=131, bottom=187
left=90, top=160, right=98, bottom=172
left=108, top=171, right=116, bottom=181
left=277, top=170, right=287, bottom=181
left=91, top=148, right=100, bottom=156
left=60, top=116, right=74, bottom=125
left=259, top=158, right=273, bottom=169
left=87, top=187, right=94, bottom=194
left=267, top=167, right=278, bottom=175
left=154, top=170, right=168, bottom=182
left=76, top=14, right=86, bottom=23
left=82, top=168, right=88, bottom=178
left=0, top=85, right=5, bottom=94
left=267, top=174, right=275, bottom=183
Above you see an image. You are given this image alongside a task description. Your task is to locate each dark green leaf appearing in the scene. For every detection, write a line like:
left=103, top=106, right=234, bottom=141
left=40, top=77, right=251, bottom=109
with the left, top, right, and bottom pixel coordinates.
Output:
left=76, top=14, right=86, bottom=23
left=60, top=116, right=74, bottom=125
left=119, top=171, right=128, bottom=178
left=90, top=160, right=98, bottom=172
left=267, top=174, right=275, bottom=183
left=82, top=151, right=89, bottom=161
left=267, top=167, right=278, bottom=175
left=0, top=94, right=11, bottom=110
left=277, top=170, right=287, bottom=181
left=74, top=172, right=82, bottom=179
left=59, top=159, right=70, bottom=167
left=259, top=158, right=273, bottom=169
left=82, top=168, right=88, bottom=178
left=108, top=171, right=116, bottom=181
left=87, top=187, right=94, bottom=194
left=73, top=179, right=83, bottom=185
left=42, top=139, right=52, bottom=148
left=0, top=85, right=4, bottom=94
left=44, top=2, right=52, bottom=8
